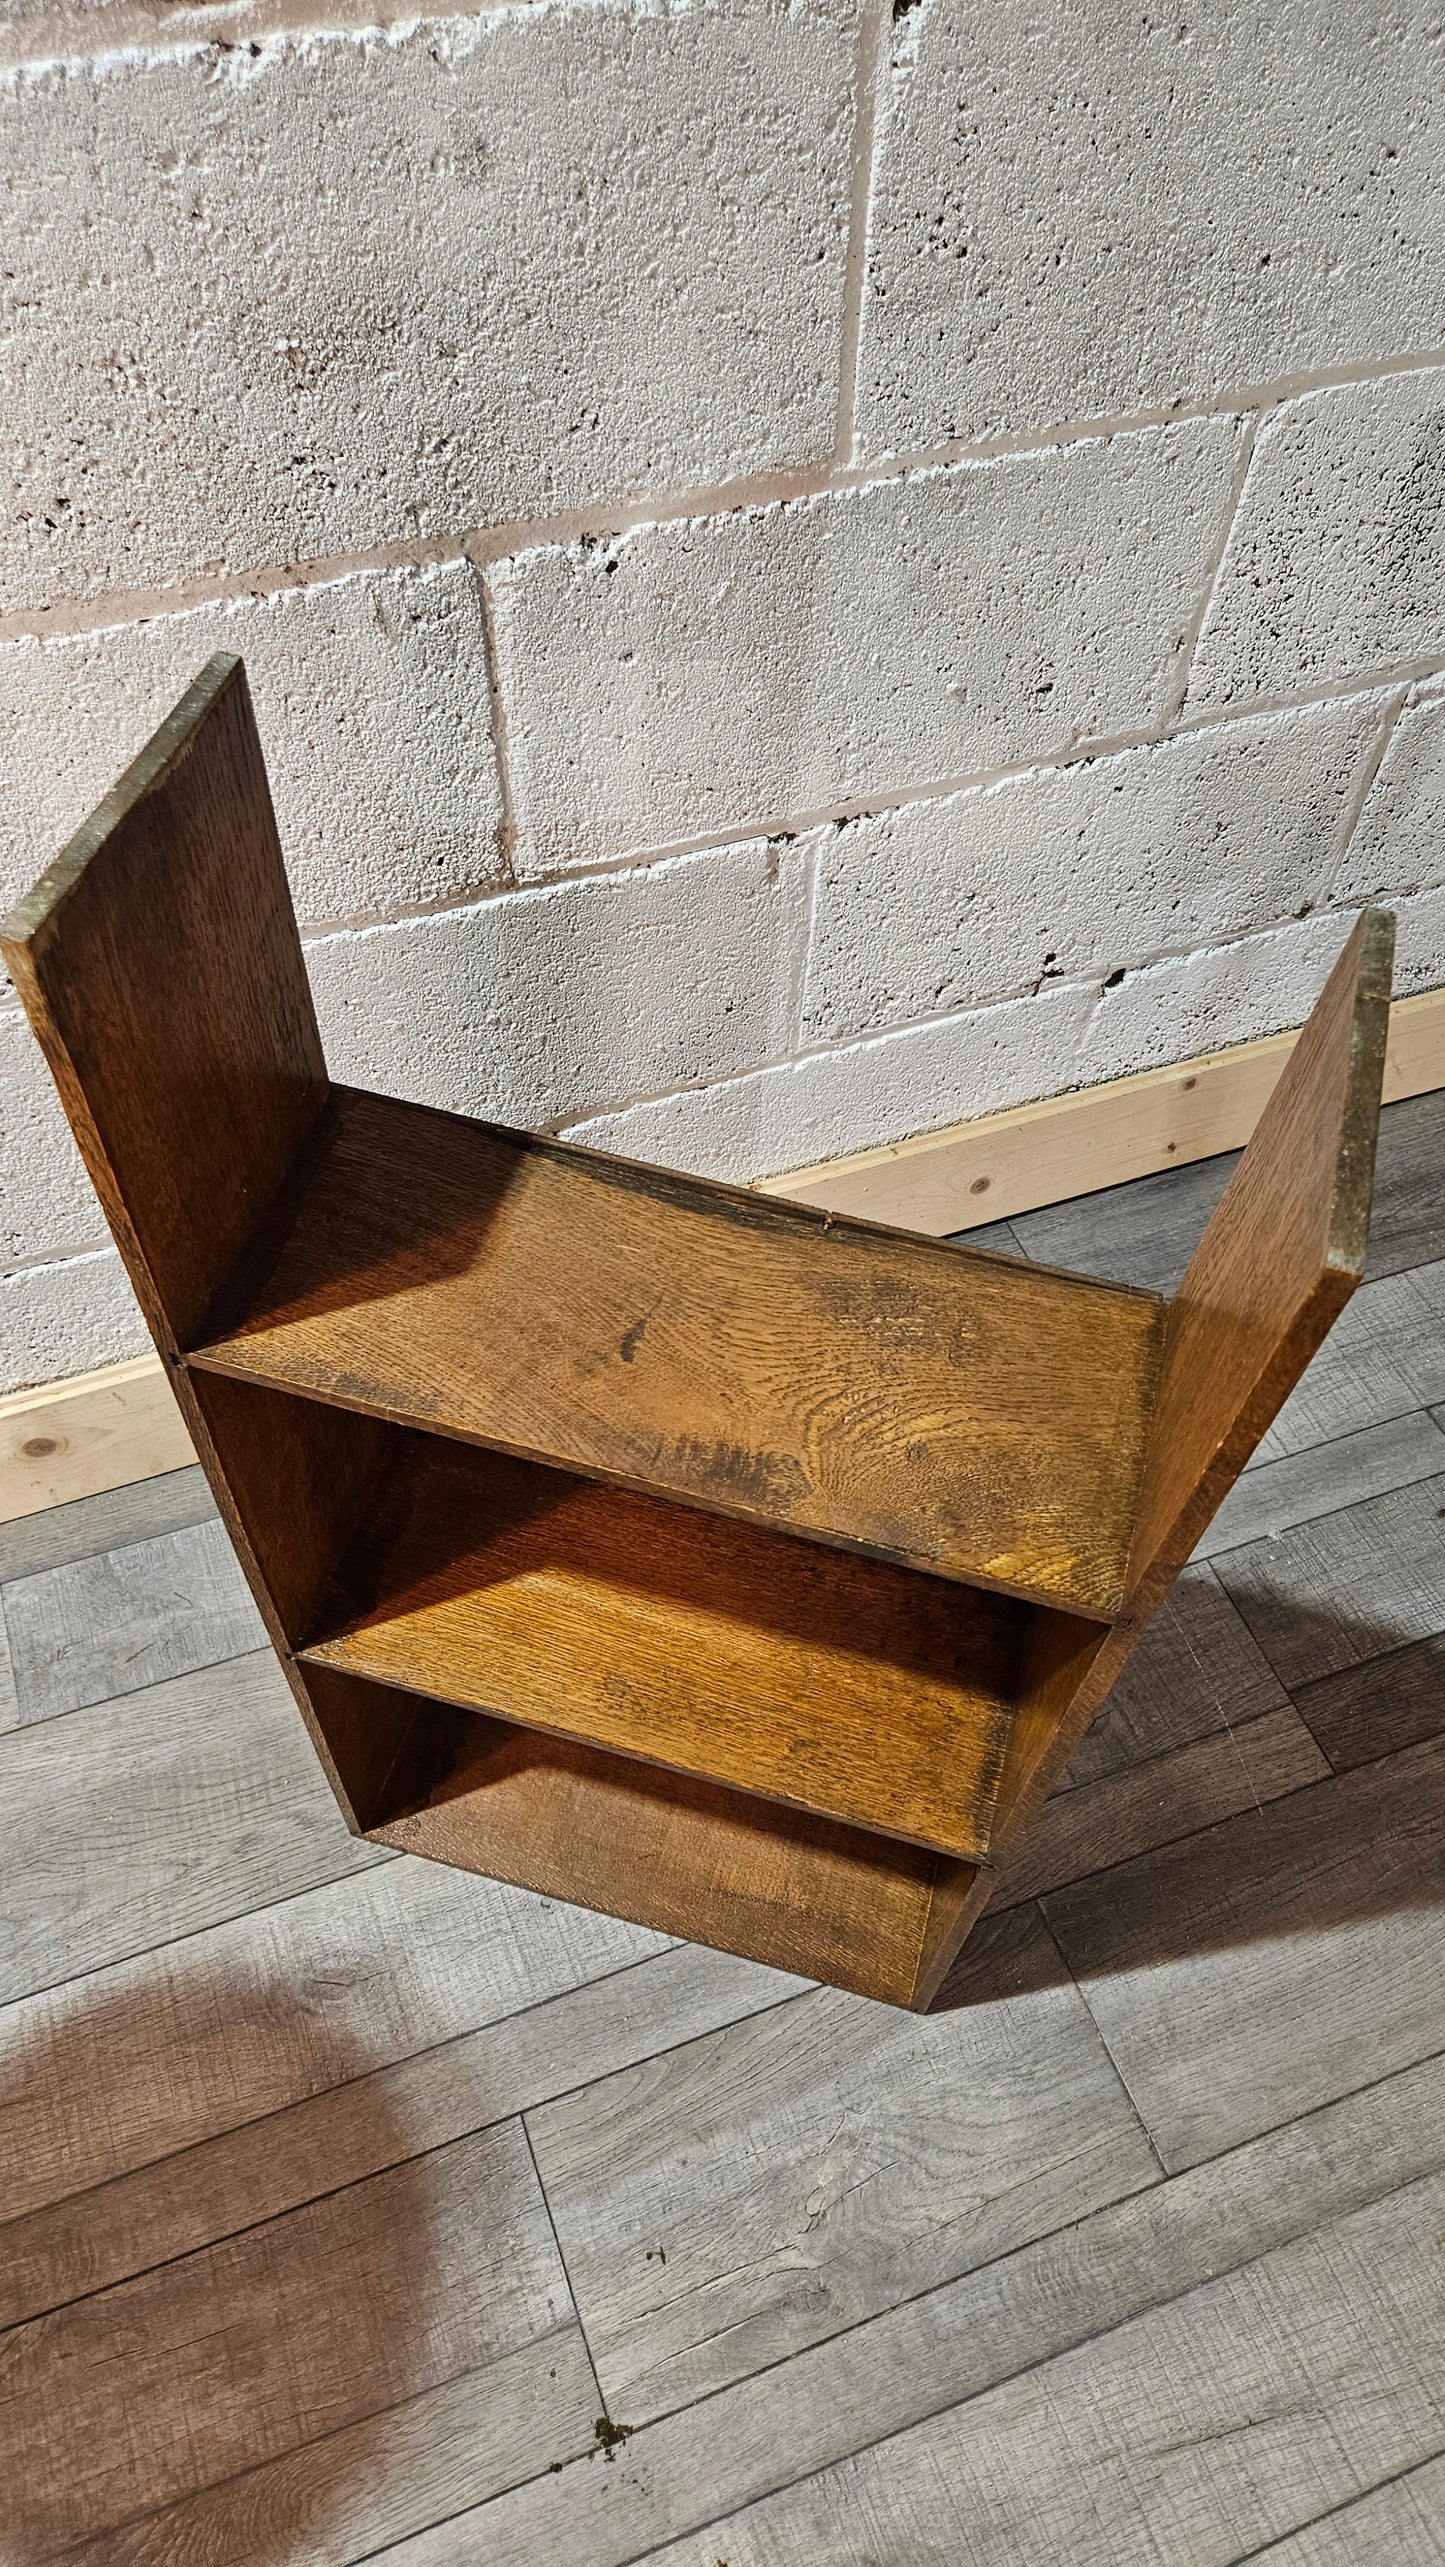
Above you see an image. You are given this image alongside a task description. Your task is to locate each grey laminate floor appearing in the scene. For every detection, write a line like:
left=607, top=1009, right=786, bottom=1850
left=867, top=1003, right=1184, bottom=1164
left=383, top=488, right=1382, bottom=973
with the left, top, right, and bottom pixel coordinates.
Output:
left=3, top=1094, right=1444, bottom=2566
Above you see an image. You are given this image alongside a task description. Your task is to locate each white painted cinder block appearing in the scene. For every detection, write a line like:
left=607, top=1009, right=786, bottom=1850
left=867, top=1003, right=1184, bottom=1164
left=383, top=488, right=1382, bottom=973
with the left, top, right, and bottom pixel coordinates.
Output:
left=491, top=417, right=1242, bottom=876
left=562, top=978, right=1100, bottom=1182
left=0, top=565, right=503, bottom=931
left=0, top=1009, right=104, bottom=1268
left=2, top=0, right=857, bottom=609
left=857, top=0, right=1445, bottom=459
left=0, top=1249, right=149, bottom=1398
left=306, top=840, right=809, bottom=1130
left=1189, top=366, right=1445, bottom=710
left=803, top=694, right=1392, bottom=1044
left=1335, top=685, right=1445, bottom=907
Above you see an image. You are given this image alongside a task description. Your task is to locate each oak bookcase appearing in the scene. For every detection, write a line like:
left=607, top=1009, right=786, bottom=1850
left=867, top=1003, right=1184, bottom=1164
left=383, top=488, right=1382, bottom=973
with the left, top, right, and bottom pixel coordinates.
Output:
left=2, top=658, right=1393, bottom=2007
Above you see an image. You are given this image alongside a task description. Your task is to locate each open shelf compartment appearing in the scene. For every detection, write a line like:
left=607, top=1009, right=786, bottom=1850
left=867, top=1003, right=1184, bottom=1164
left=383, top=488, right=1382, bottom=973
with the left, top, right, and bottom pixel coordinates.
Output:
left=293, top=1426, right=1105, bottom=1862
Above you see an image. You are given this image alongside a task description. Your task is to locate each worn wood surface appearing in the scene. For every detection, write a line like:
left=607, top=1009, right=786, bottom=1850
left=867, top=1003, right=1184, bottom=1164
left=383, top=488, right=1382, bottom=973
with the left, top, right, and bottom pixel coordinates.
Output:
left=5, top=1092, right=1445, bottom=2562
left=628, top=2169, right=1445, bottom=2567
left=2, top=1513, right=262, bottom=1723
left=0, top=656, right=327, bottom=1351
left=1044, top=1731, right=1445, bottom=2170
left=526, top=1906, right=1158, bottom=2422
left=405, top=2055, right=1445, bottom=2567
left=0, top=1651, right=383, bottom=2005
left=303, top=1436, right=1036, bottom=1860
left=917, top=912, right=1396, bottom=1999
left=192, top=1083, right=1165, bottom=1619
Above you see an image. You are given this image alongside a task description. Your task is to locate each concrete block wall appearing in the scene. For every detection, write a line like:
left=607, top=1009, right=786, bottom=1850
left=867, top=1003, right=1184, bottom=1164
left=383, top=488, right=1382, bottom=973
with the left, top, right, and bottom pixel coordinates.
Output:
left=1, top=0, right=1442, bottom=1390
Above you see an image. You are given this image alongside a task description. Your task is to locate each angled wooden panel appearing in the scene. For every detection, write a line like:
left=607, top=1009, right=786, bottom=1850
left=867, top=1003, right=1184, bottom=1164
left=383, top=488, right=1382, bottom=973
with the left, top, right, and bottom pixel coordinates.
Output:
left=0, top=660, right=395, bottom=1842
left=0, top=654, right=326, bottom=1350
left=912, top=912, right=1396, bottom=2003
left=190, top=1087, right=1166, bottom=1619
left=297, top=1434, right=1044, bottom=1859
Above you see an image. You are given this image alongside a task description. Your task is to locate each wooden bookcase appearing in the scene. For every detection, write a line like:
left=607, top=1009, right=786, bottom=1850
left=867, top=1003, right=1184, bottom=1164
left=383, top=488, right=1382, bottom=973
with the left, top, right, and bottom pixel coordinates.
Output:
left=1, top=658, right=1394, bottom=2008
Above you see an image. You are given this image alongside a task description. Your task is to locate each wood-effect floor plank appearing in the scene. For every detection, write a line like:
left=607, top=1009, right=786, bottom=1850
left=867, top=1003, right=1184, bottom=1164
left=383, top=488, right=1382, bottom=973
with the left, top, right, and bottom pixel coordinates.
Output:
left=1043, top=1731, right=1445, bottom=2169
left=376, top=2049, right=1445, bottom=2567
left=1192, top=1409, right=1445, bottom=1561
left=1253, top=1263, right=1445, bottom=1461
left=1210, top=1470, right=1445, bottom=1688
left=1293, top=1632, right=1445, bottom=1773
left=0, top=1464, right=215, bottom=1585
left=632, top=2166, right=1445, bottom=2566
left=987, top=1706, right=1328, bottom=1911
left=1361, top=1087, right=1445, bottom=1278
left=1249, top=2454, right=1445, bottom=2565
left=0, top=1853, right=675, bottom=2233
left=1008, top=1149, right=1237, bottom=1294
left=1062, top=1559, right=1289, bottom=1789
left=0, top=1650, right=384, bottom=2005
left=1, top=1941, right=801, bottom=2327
left=525, top=1905, right=1159, bottom=2423
left=2, top=1515, right=264, bottom=1722
left=2, top=2117, right=590, bottom=2564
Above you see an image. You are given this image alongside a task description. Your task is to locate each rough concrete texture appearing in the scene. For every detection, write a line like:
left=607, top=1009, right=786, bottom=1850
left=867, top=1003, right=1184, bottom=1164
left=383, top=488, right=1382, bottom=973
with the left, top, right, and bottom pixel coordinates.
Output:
left=564, top=977, right=1101, bottom=1181
left=1337, top=685, right=1445, bottom=906
left=0, top=565, right=503, bottom=929
left=567, top=887, right=1445, bottom=1185
left=2, top=0, right=856, bottom=608
left=492, top=417, right=1241, bottom=876
left=1189, top=366, right=1445, bottom=708
left=0, top=1250, right=150, bottom=1393
left=305, top=840, right=809, bottom=1132
left=0, top=1008, right=101, bottom=1265
left=803, top=693, right=1393, bottom=1043
left=2, top=0, right=1443, bottom=1390
left=858, top=0, right=1445, bottom=459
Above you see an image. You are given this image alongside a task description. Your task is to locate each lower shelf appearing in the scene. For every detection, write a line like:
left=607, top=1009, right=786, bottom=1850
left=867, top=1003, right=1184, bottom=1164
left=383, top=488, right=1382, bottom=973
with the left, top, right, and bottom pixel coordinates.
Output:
left=298, top=1433, right=1053, bottom=1860
left=301, top=1663, right=972, bottom=2007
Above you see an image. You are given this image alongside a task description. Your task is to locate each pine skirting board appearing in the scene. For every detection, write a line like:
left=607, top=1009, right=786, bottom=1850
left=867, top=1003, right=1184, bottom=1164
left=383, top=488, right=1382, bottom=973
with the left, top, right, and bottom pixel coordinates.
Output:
left=5, top=980, right=1444, bottom=1526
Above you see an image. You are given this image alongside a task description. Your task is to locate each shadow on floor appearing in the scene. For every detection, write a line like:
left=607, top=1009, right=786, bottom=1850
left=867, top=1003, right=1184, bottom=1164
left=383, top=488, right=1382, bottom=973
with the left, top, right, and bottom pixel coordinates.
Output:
left=935, top=1597, right=1445, bottom=2012
left=2, top=1970, right=440, bottom=2563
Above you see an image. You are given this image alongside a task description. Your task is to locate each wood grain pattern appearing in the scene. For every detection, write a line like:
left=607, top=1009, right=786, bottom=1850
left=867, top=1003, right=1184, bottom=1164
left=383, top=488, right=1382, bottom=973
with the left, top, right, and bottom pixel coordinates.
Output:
left=3, top=1514, right=264, bottom=1723
left=0, top=1649, right=382, bottom=2006
left=1, top=2116, right=585, bottom=2561
left=0, top=655, right=326, bottom=1350
left=1293, top=1631, right=1445, bottom=1772
left=627, top=2166, right=1445, bottom=2567
left=986, top=1703, right=1328, bottom=1910
left=1043, top=1731, right=1445, bottom=2170
left=411, top=2050, right=1445, bottom=2567
left=325, top=1665, right=964, bottom=2006
left=526, top=1904, right=1158, bottom=2424
left=302, top=1435, right=1038, bottom=1860
left=908, top=917, right=1395, bottom=2001
left=191, top=1084, right=1166, bottom=1620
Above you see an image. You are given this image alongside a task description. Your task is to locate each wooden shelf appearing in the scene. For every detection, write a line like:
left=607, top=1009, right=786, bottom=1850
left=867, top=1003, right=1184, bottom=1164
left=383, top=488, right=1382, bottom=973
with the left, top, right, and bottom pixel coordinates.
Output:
left=302, top=1661, right=960, bottom=2007
left=189, top=1085, right=1166, bottom=1621
left=3, top=658, right=1393, bottom=2008
left=295, top=1433, right=1065, bottom=1860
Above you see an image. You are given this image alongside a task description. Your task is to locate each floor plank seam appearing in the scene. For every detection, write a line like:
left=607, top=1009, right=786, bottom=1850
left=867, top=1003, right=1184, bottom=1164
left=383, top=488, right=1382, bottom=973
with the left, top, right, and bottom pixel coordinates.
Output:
left=521, top=2115, right=610, bottom=2424
left=1228, top=2443, right=1445, bottom=2565
left=2, top=1963, right=813, bottom=2325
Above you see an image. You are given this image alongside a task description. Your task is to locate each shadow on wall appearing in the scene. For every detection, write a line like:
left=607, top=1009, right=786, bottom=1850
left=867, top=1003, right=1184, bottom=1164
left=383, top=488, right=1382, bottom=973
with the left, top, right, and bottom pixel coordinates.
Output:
left=0, top=1962, right=577, bottom=2561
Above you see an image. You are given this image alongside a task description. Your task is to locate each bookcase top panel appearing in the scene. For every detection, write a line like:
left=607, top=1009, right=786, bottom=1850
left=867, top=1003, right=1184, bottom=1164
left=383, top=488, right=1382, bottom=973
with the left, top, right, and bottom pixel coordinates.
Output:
left=190, top=1086, right=1165, bottom=1618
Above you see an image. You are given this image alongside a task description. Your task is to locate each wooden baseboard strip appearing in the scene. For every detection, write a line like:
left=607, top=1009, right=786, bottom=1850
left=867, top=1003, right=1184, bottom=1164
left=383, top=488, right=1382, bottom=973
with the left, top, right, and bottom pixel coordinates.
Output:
left=0, top=1354, right=192, bottom=1526
left=759, top=983, right=1445, bottom=1234
left=4, top=982, right=1442, bottom=1524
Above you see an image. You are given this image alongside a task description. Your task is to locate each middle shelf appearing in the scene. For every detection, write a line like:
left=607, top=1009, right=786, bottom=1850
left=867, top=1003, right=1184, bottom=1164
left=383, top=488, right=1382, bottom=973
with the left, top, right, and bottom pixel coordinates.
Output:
left=297, top=1429, right=1100, bottom=1862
